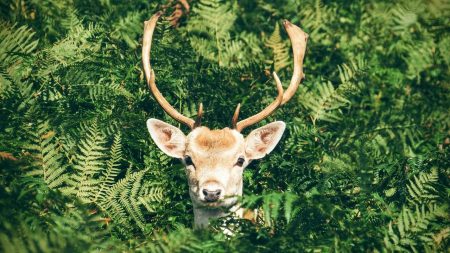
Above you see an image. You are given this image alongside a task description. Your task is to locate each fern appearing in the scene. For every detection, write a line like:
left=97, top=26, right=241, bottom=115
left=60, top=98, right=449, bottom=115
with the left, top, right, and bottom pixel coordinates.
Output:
left=0, top=23, right=38, bottom=69
left=24, top=120, right=69, bottom=189
left=61, top=124, right=164, bottom=233
left=37, top=22, right=102, bottom=77
left=72, top=121, right=107, bottom=202
left=0, top=0, right=449, bottom=251
left=299, top=0, right=337, bottom=42
left=110, top=10, right=143, bottom=49
left=337, top=56, right=367, bottom=95
left=383, top=169, right=448, bottom=252
left=33, top=122, right=166, bottom=234
left=100, top=170, right=148, bottom=232
left=406, top=168, right=438, bottom=205
left=384, top=204, right=447, bottom=252
left=391, top=4, right=420, bottom=32
left=265, top=23, right=290, bottom=72
left=86, top=80, right=134, bottom=102
left=187, top=0, right=234, bottom=65
left=438, top=36, right=450, bottom=66
left=0, top=23, right=38, bottom=98
left=93, top=133, right=123, bottom=203
left=241, top=192, right=298, bottom=227
left=139, top=186, right=164, bottom=213
left=137, top=225, right=224, bottom=252
left=186, top=0, right=262, bottom=68
left=404, top=42, right=435, bottom=80
left=301, top=81, right=350, bottom=125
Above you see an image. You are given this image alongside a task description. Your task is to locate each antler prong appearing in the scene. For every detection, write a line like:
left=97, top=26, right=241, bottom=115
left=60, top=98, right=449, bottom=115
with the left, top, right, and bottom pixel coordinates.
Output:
left=232, top=103, right=241, bottom=129
left=194, top=103, right=203, bottom=128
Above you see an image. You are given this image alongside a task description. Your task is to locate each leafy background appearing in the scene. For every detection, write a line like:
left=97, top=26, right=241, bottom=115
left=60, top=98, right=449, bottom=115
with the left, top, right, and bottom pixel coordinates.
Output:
left=0, top=0, right=449, bottom=252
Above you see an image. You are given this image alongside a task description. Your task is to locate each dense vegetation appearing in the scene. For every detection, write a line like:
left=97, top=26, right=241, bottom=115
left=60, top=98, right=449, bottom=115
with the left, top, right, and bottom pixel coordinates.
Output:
left=0, top=0, right=449, bottom=252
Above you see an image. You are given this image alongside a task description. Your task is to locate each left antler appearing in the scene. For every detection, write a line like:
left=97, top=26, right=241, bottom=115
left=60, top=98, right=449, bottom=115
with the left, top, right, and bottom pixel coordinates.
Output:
left=232, top=20, right=308, bottom=132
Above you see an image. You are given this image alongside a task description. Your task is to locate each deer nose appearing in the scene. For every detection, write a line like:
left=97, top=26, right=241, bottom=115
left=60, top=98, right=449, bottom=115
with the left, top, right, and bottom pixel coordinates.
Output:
left=202, top=189, right=221, bottom=202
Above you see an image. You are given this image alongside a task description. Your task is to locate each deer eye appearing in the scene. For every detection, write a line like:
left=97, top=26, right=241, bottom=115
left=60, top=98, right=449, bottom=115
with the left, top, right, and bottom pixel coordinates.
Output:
left=184, top=155, right=194, bottom=167
left=236, top=156, right=245, bottom=167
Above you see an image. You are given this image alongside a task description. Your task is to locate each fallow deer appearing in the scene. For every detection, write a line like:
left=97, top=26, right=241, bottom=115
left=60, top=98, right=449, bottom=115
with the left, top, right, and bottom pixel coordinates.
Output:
left=142, top=12, right=308, bottom=228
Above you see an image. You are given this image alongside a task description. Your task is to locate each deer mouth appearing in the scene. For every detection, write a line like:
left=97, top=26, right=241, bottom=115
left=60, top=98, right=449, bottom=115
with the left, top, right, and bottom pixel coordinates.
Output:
left=197, top=196, right=238, bottom=208
left=200, top=200, right=224, bottom=207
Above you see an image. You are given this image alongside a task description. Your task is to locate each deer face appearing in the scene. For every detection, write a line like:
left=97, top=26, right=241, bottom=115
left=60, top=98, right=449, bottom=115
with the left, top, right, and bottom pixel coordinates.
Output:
left=147, top=119, right=285, bottom=208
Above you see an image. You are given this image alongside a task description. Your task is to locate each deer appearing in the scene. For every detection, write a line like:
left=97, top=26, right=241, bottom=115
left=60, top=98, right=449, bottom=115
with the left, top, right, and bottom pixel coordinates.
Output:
left=142, top=12, right=308, bottom=228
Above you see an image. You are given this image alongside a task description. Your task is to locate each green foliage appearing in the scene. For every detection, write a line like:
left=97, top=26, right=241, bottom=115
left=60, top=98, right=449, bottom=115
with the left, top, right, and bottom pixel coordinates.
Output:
left=406, top=168, right=439, bottom=204
left=301, top=81, right=350, bottom=124
left=185, top=0, right=263, bottom=68
left=265, top=23, right=290, bottom=72
left=24, top=120, right=68, bottom=189
left=241, top=192, right=298, bottom=226
left=0, top=0, right=449, bottom=252
left=0, top=22, right=38, bottom=98
left=384, top=170, right=447, bottom=252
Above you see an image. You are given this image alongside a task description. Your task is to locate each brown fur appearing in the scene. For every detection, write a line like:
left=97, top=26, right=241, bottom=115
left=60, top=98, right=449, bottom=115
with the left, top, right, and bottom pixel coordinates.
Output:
left=242, top=208, right=259, bottom=223
left=195, top=128, right=236, bottom=151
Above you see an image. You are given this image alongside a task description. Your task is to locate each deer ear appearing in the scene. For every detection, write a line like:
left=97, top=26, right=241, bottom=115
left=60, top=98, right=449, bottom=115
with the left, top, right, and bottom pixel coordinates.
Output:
left=147, top=119, right=186, bottom=158
left=245, top=121, right=286, bottom=160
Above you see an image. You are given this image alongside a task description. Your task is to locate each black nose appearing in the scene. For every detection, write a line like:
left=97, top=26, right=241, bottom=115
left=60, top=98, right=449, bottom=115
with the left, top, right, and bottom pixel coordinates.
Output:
left=202, top=189, right=221, bottom=202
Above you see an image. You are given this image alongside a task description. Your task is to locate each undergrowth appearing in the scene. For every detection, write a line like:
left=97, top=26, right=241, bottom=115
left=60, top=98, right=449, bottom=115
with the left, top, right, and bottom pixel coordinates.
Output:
left=0, top=0, right=448, bottom=252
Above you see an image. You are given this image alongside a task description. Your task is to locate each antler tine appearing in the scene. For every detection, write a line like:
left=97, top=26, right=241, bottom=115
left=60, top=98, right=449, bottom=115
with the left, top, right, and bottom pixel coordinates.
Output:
left=143, top=12, right=200, bottom=129
left=234, top=72, right=284, bottom=132
left=233, top=20, right=308, bottom=132
left=231, top=103, right=241, bottom=129
left=194, top=103, right=203, bottom=128
left=281, top=20, right=308, bottom=105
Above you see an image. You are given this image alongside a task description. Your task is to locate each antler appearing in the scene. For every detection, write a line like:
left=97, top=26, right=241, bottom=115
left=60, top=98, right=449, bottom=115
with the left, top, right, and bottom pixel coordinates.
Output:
left=143, top=12, right=202, bottom=129
left=232, top=20, right=308, bottom=132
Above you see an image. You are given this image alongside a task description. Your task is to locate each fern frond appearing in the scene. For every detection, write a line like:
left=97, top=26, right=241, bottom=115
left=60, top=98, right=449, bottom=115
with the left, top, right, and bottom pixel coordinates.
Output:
left=301, top=81, right=350, bottom=125
left=391, top=4, right=420, bottom=32
left=187, top=0, right=236, bottom=38
left=406, top=168, right=438, bottom=205
left=265, top=23, right=290, bottom=72
left=0, top=152, right=17, bottom=161
left=384, top=203, right=447, bottom=252
left=186, top=0, right=262, bottom=68
left=0, top=22, right=38, bottom=66
left=337, top=56, right=367, bottom=88
left=110, top=10, right=143, bottom=48
left=299, top=0, right=337, bottom=40
left=128, top=171, right=147, bottom=230
left=139, top=186, right=164, bottom=213
left=0, top=22, right=38, bottom=98
left=38, top=23, right=103, bottom=77
left=24, top=121, right=69, bottom=189
left=98, top=169, right=159, bottom=233
left=87, top=81, right=134, bottom=101
left=94, top=133, right=123, bottom=202
left=73, top=121, right=107, bottom=202
left=242, top=192, right=298, bottom=227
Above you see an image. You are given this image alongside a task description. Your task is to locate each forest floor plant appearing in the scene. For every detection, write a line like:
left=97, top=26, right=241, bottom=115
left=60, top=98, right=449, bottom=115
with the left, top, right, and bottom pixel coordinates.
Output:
left=0, top=0, right=448, bottom=252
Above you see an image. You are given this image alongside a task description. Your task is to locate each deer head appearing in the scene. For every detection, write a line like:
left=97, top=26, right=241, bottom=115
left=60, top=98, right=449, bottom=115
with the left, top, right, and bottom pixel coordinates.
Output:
left=142, top=12, right=308, bottom=227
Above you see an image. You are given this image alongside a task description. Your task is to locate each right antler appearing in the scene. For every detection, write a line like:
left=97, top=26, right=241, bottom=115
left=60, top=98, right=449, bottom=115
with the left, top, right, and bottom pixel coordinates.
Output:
left=142, top=12, right=202, bottom=129
left=232, top=20, right=308, bottom=132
